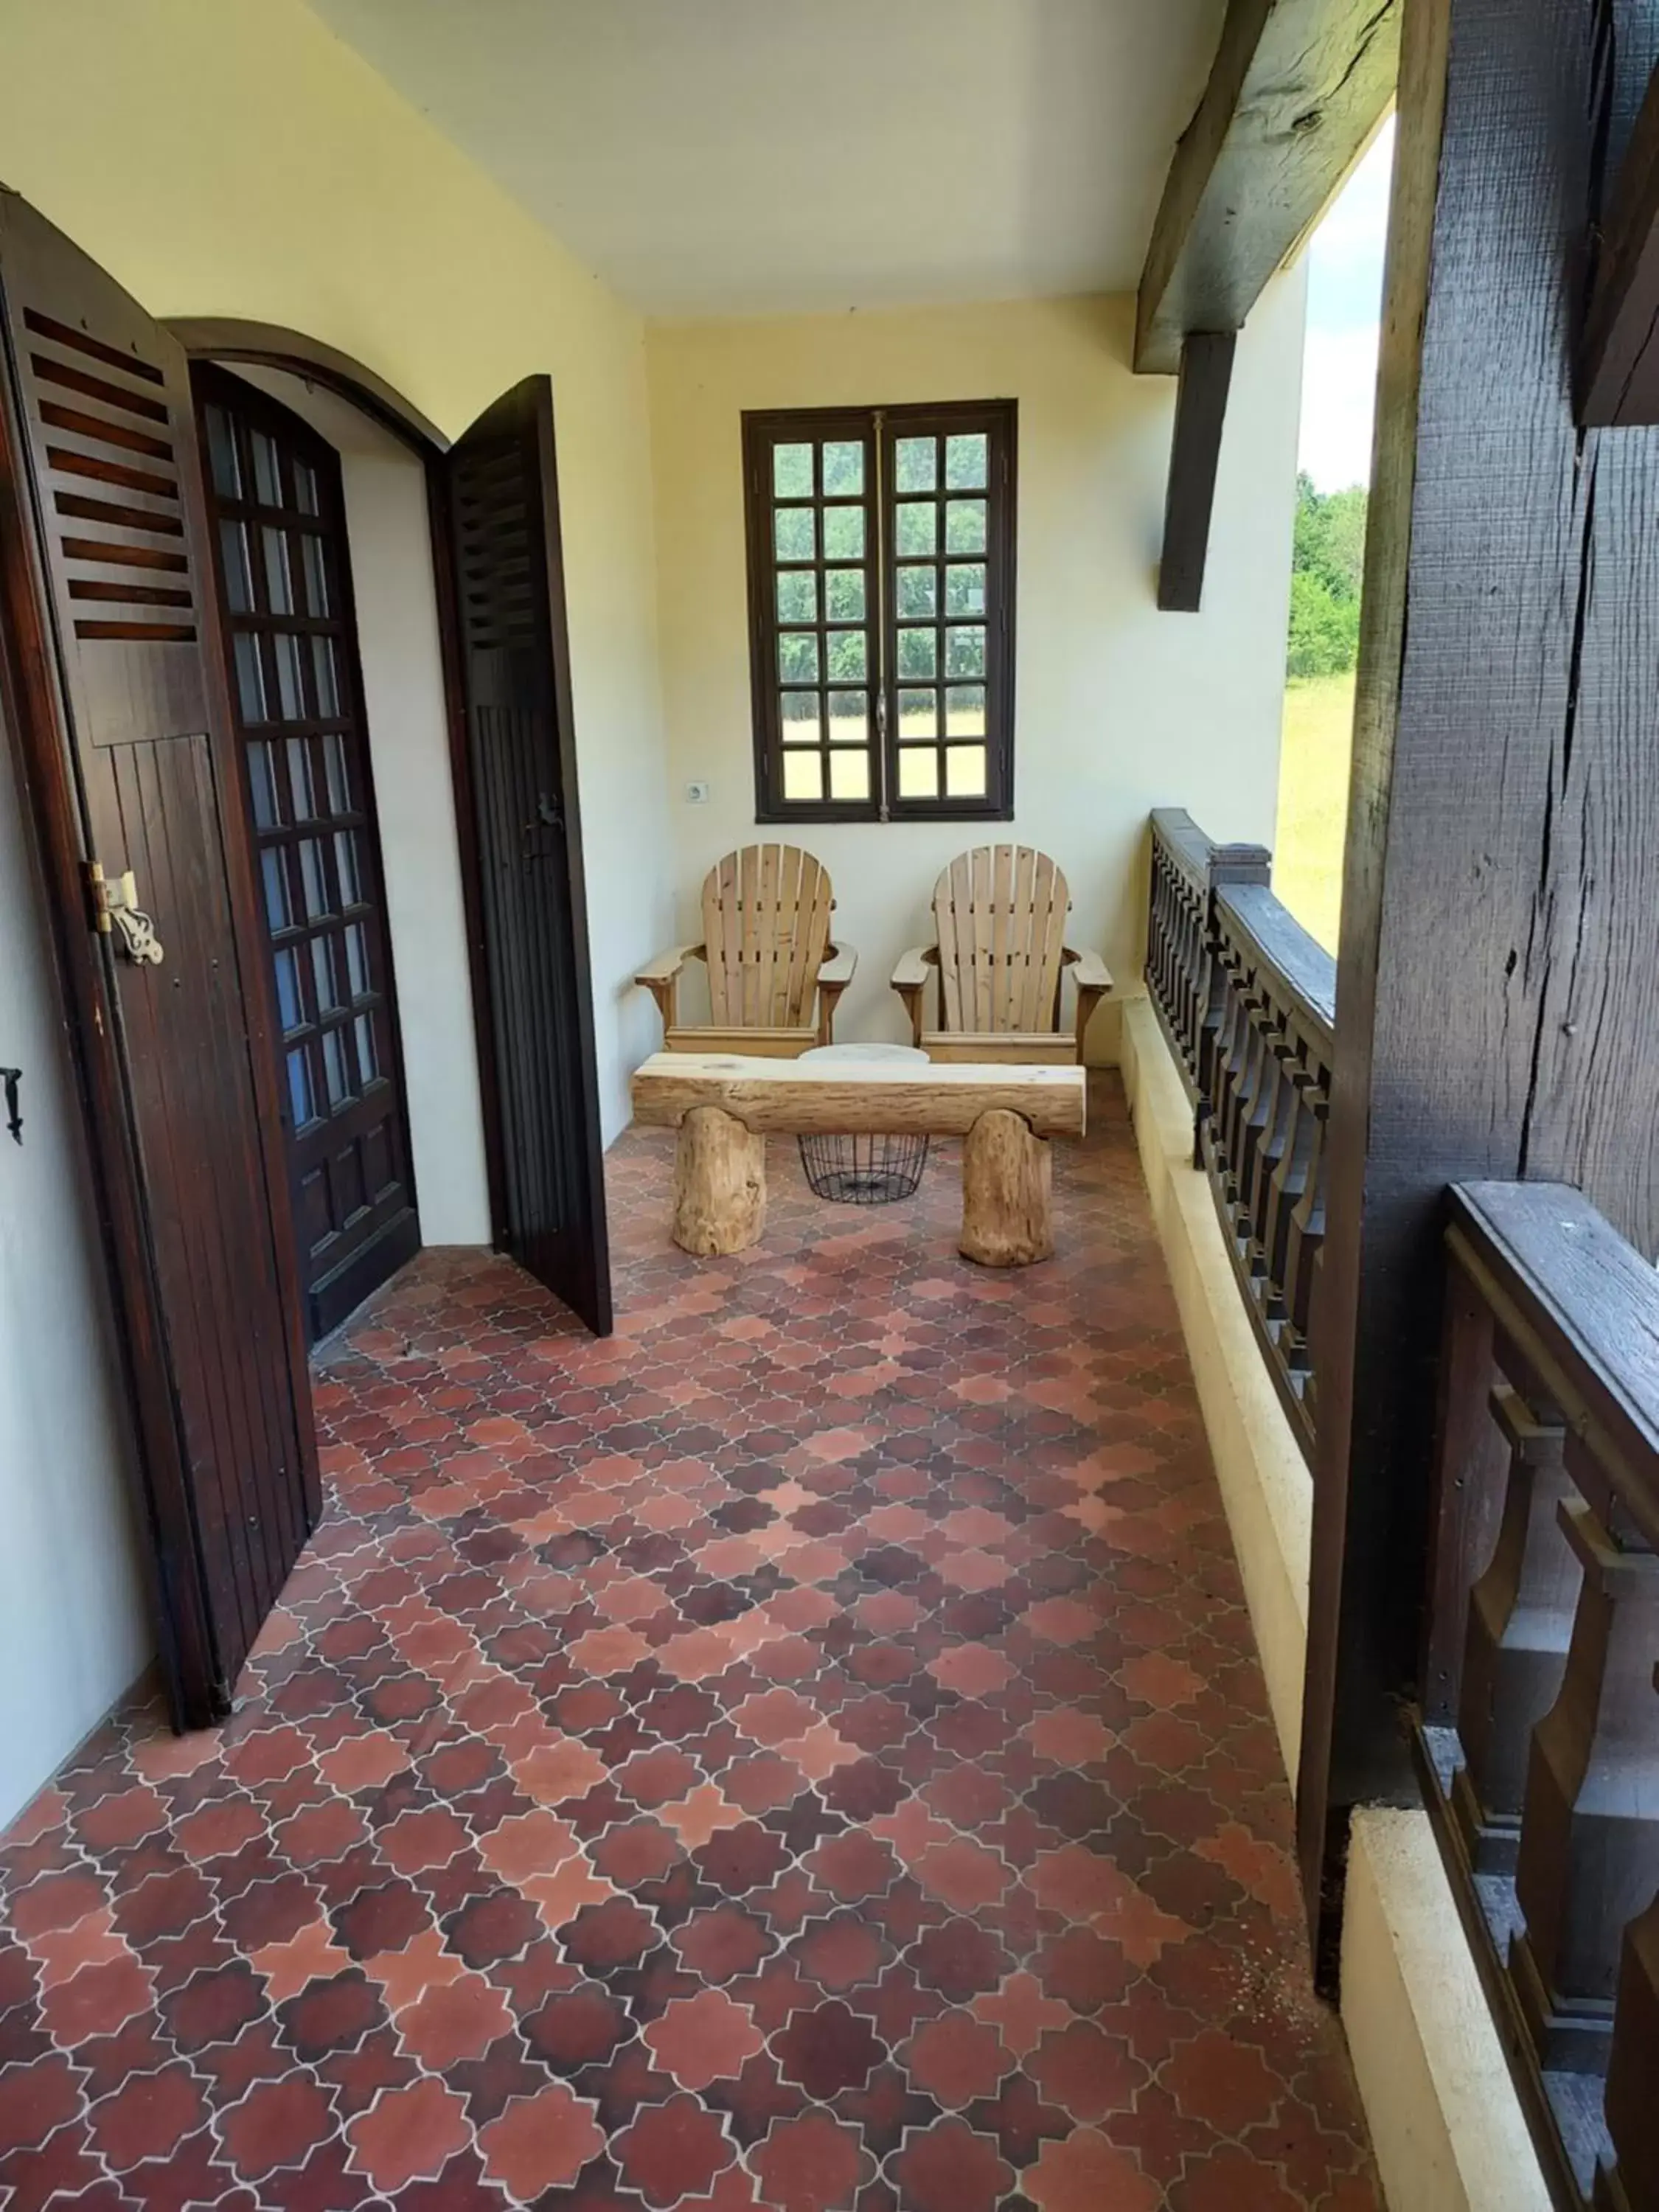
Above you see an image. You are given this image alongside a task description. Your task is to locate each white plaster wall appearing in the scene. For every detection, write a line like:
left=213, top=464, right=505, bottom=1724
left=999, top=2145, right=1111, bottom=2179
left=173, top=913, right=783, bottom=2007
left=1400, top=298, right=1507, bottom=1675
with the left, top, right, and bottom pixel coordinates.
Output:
left=0, top=716, right=152, bottom=1829
left=644, top=275, right=1307, bottom=1057
left=224, top=366, right=493, bottom=1247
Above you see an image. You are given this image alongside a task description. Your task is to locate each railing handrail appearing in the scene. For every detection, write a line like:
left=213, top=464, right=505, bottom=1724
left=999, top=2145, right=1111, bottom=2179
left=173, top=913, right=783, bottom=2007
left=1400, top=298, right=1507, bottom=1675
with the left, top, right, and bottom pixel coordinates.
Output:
left=1449, top=1180, right=1659, bottom=1552
left=1214, top=882, right=1337, bottom=1049
left=1150, top=806, right=1273, bottom=896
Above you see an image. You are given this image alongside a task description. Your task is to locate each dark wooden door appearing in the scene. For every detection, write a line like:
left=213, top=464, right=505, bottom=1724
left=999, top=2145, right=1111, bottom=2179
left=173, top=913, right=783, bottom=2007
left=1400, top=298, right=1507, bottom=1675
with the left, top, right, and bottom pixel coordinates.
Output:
left=444, top=378, right=611, bottom=1335
left=194, top=367, right=419, bottom=1343
left=0, top=191, right=316, bottom=1725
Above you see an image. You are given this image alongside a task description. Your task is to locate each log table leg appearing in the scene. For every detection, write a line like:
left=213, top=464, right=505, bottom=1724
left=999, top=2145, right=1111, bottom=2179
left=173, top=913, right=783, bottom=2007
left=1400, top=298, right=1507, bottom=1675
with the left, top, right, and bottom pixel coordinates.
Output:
left=672, top=1106, right=766, bottom=1256
left=960, top=1108, right=1052, bottom=1267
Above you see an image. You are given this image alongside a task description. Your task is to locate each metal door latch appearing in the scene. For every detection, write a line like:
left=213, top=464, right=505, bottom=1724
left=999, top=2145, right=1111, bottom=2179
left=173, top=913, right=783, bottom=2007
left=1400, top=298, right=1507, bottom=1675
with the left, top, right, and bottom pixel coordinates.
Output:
left=0, top=1068, right=18, bottom=1145
left=88, top=863, right=165, bottom=967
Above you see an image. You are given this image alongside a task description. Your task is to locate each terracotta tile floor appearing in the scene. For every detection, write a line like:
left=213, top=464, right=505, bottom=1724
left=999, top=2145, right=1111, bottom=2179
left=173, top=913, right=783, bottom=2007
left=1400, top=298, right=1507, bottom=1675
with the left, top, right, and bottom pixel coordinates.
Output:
left=0, top=1079, right=1380, bottom=2211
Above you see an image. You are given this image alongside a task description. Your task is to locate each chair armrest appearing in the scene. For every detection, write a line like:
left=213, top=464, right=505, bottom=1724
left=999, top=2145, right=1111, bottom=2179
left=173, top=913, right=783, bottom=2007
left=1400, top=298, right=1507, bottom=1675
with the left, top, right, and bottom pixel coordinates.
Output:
left=814, top=942, right=857, bottom=1045
left=1065, top=948, right=1113, bottom=994
left=890, top=945, right=936, bottom=1049
left=1065, top=947, right=1113, bottom=1060
left=636, top=943, right=703, bottom=1035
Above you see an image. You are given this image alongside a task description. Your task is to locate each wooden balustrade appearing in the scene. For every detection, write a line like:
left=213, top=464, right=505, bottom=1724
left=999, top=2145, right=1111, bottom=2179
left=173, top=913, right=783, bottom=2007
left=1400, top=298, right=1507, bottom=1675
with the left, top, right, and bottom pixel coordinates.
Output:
left=1145, top=808, right=1270, bottom=1119
left=1416, top=1182, right=1659, bottom=2212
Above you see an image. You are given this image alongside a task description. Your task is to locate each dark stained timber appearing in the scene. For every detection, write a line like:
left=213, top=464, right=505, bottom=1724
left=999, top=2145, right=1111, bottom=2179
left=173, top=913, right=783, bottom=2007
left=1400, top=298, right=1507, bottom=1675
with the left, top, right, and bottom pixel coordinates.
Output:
left=1158, top=333, right=1237, bottom=613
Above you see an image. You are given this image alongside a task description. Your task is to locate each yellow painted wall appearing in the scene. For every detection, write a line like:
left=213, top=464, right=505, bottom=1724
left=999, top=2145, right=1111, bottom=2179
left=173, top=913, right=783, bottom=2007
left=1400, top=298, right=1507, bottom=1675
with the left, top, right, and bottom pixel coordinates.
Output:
left=0, top=0, right=674, bottom=1138
left=644, top=280, right=1307, bottom=1053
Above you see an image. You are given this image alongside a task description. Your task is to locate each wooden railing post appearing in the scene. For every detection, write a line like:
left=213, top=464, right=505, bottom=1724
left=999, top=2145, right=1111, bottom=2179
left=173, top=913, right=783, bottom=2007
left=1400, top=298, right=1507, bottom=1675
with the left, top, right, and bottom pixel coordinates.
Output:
left=1512, top=1458, right=1659, bottom=2074
left=1144, top=811, right=1268, bottom=1161
left=1599, top=1669, right=1659, bottom=2212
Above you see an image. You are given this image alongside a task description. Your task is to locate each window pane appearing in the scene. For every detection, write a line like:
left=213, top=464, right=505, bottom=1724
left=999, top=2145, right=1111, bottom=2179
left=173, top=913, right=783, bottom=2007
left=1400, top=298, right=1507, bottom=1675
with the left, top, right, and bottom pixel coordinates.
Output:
left=776, top=571, right=818, bottom=623
left=773, top=444, right=813, bottom=498
left=322, top=1026, right=351, bottom=1108
left=896, top=502, right=936, bottom=557
left=822, top=507, right=864, bottom=560
left=295, top=461, right=320, bottom=516
left=945, top=563, right=987, bottom=617
left=897, top=628, right=937, bottom=680
left=323, top=732, right=351, bottom=815
left=945, top=433, right=988, bottom=489
left=897, top=747, right=939, bottom=798
left=205, top=407, right=241, bottom=498
left=775, top=507, right=815, bottom=561
left=312, top=636, right=341, bottom=717
left=335, top=830, right=363, bottom=907
left=247, top=740, right=280, bottom=828
left=344, top=920, right=370, bottom=999
left=779, top=632, right=820, bottom=684
left=945, top=745, right=988, bottom=798
left=898, top=687, right=937, bottom=738
left=896, top=566, right=938, bottom=619
left=262, top=527, right=293, bottom=613
left=299, top=838, right=328, bottom=920
left=782, top=750, right=823, bottom=802
left=220, top=522, right=253, bottom=613
left=355, top=1012, right=379, bottom=1086
left=251, top=430, right=282, bottom=507
left=274, top=633, right=304, bottom=720
left=826, top=630, right=867, bottom=682
left=301, top=534, right=330, bottom=616
left=311, top=934, right=341, bottom=1015
left=262, top=849, right=291, bottom=932
left=894, top=437, right=936, bottom=493
left=821, top=441, right=863, bottom=495
left=234, top=633, right=267, bottom=722
left=287, top=737, right=316, bottom=821
left=824, top=568, right=866, bottom=622
left=287, top=1047, right=316, bottom=1130
left=781, top=690, right=821, bottom=743
left=945, top=500, right=987, bottom=554
left=947, top=684, right=987, bottom=736
left=273, top=946, right=303, bottom=1033
left=828, top=750, right=870, bottom=801
left=828, top=689, right=868, bottom=742
left=946, top=626, right=986, bottom=678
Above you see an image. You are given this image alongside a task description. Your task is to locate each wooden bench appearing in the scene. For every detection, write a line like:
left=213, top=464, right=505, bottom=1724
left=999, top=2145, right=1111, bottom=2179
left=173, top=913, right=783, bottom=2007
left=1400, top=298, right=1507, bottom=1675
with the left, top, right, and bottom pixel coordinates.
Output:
left=630, top=1052, right=1088, bottom=1267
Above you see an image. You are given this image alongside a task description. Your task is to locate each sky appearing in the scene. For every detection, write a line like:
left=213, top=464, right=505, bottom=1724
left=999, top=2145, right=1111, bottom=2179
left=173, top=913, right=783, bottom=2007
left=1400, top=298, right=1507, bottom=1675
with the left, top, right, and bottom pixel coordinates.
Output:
left=1298, top=117, right=1394, bottom=491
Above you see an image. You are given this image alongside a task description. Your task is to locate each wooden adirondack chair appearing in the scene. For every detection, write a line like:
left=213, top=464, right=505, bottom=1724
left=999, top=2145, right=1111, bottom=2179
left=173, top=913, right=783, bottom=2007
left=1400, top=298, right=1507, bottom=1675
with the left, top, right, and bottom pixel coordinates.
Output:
left=636, top=844, right=857, bottom=1056
left=891, top=845, right=1110, bottom=1062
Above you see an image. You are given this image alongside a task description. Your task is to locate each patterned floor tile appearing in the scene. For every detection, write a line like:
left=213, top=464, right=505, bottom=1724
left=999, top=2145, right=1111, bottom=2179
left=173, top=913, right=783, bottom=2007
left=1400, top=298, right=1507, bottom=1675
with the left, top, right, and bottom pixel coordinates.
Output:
left=0, top=1079, right=1379, bottom=2207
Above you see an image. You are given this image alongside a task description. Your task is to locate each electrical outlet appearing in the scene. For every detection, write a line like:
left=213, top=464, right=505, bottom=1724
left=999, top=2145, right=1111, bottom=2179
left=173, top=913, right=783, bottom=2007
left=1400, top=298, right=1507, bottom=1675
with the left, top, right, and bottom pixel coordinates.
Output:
left=685, top=779, right=710, bottom=804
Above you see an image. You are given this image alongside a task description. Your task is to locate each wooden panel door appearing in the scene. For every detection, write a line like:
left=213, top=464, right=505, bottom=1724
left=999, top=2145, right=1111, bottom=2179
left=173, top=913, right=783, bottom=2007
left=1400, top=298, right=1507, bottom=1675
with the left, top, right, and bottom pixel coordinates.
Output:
left=443, top=378, right=611, bottom=1335
left=0, top=191, right=316, bottom=1726
left=194, top=367, right=419, bottom=1344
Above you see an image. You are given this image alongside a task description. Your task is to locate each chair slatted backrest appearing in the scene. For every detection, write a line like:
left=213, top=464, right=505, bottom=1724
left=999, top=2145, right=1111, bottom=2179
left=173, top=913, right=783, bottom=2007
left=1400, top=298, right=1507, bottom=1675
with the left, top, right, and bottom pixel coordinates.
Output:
left=934, top=845, right=1071, bottom=1034
left=703, top=844, right=834, bottom=1029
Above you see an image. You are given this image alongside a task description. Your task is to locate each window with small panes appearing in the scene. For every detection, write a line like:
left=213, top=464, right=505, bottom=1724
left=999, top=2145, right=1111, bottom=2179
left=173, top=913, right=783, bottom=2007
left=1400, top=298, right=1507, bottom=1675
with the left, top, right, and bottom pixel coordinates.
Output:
left=742, top=400, right=1015, bottom=821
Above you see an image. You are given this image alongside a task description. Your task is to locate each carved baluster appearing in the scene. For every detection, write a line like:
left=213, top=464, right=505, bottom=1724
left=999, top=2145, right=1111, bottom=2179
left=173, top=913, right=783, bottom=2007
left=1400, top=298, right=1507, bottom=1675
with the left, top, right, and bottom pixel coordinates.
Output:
left=1599, top=1669, right=1659, bottom=2212
left=1244, top=1024, right=1297, bottom=1297
left=1450, top=1382, right=1578, bottom=1873
left=1279, top=1062, right=1329, bottom=1379
left=1234, top=998, right=1281, bottom=1256
left=1262, top=1049, right=1314, bottom=1327
left=1512, top=1440, right=1659, bottom=2073
left=1204, top=947, right=1247, bottom=1178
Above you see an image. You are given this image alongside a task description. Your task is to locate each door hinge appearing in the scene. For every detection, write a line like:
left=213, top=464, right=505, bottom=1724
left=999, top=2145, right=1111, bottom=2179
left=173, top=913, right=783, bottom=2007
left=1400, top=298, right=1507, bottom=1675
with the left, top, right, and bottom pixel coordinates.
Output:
left=87, top=862, right=165, bottom=967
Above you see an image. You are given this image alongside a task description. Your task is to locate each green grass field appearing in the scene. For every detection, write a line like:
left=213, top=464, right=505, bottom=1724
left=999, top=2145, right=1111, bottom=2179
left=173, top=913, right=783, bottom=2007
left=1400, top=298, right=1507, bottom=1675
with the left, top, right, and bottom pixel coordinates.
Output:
left=1274, top=672, right=1355, bottom=956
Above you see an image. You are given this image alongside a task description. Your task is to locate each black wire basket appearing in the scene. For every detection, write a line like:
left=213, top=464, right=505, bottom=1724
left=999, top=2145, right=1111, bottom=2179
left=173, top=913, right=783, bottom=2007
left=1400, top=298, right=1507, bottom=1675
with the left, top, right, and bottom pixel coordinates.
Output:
left=797, top=1130, right=931, bottom=1205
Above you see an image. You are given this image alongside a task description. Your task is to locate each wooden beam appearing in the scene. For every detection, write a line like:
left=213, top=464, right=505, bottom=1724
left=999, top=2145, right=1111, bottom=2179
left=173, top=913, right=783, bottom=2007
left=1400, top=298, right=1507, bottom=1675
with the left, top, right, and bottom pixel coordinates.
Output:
left=1296, top=0, right=1659, bottom=1971
left=1136, top=0, right=1402, bottom=376
left=1158, top=333, right=1237, bottom=611
left=630, top=1054, right=1086, bottom=1139
left=1579, top=58, right=1659, bottom=425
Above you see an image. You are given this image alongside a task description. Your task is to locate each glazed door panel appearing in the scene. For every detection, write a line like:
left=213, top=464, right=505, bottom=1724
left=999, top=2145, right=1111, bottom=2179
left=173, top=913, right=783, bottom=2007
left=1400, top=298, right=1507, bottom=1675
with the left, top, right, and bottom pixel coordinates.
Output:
left=195, top=367, right=419, bottom=1343
left=443, top=378, right=611, bottom=1335
left=0, top=191, right=316, bottom=1725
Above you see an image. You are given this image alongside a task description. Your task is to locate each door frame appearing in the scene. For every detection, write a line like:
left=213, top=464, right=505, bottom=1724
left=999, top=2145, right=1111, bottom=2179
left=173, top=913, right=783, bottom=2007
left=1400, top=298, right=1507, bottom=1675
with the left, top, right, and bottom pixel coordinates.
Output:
left=165, top=320, right=513, bottom=1250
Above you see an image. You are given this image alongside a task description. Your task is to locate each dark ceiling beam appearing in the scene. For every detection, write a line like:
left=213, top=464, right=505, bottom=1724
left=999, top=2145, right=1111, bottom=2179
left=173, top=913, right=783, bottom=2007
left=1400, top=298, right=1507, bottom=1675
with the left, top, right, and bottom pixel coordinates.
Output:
left=1158, top=333, right=1237, bottom=611
left=1136, top=0, right=1402, bottom=377
left=1579, top=58, right=1659, bottom=426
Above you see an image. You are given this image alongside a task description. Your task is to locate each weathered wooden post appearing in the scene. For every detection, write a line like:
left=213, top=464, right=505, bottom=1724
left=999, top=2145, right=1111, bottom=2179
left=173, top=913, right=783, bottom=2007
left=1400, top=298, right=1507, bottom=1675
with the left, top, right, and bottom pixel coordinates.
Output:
left=959, top=1110, right=1053, bottom=1266
left=671, top=1107, right=766, bottom=1256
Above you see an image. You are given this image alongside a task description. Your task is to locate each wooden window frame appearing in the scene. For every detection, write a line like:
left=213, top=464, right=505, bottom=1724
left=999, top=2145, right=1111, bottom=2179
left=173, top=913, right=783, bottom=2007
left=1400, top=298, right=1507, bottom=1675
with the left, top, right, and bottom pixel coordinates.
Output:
left=742, top=399, right=1017, bottom=824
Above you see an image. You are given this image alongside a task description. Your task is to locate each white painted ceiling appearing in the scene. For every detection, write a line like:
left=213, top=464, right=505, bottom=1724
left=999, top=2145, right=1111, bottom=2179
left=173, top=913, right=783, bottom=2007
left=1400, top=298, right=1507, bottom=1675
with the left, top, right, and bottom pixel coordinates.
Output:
left=308, top=0, right=1224, bottom=318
